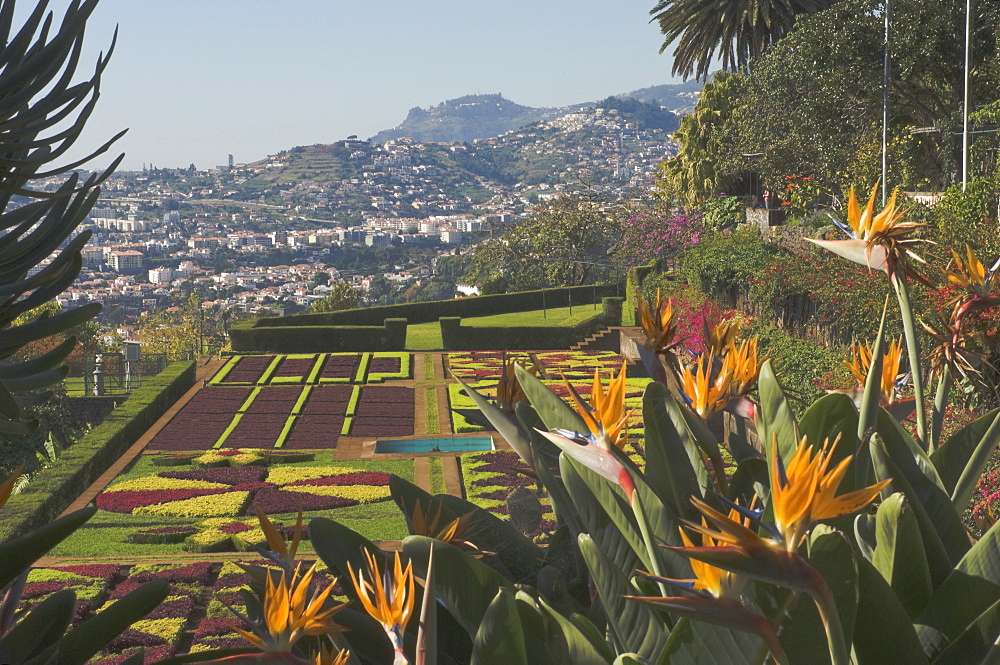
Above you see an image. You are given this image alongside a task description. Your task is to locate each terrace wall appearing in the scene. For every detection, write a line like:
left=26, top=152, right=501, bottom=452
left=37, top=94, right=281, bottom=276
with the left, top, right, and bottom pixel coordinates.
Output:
left=229, top=318, right=408, bottom=353
left=235, top=284, right=621, bottom=329
left=439, top=297, right=623, bottom=350
left=0, top=361, right=196, bottom=542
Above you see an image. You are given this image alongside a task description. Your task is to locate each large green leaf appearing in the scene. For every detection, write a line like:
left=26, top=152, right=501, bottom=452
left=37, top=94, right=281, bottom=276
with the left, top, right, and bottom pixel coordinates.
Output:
left=915, top=519, right=1000, bottom=660
left=454, top=373, right=533, bottom=465
left=27, top=579, right=169, bottom=665
left=0, top=588, right=74, bottom=662
left=535, top=596, right=610, bottom=665
left=0, top=506, right=94, bottom=590
left=578, top=533, right=667, bottom=659
left=0, top=302, right=100, bottom=353
left=872, top=493, right=932, bottom=618
left=560, top=454, right=650, bottom=574
left=655, top=615, right=771, bottom=665
left=0, top=335, right=74, bottom=379
left=641, top=381, right=709, bottom=519
left=929, top=408, right=1000, bottom=511
left=873, top=410, right=969, bottom=566
left=928, top=597, right=1000, bottom=665
left=853, top=557, right=930, bottom=665
left=402, top=536, right=513, bottom=637
left=756, top=359, right=800, bottom=465
left=471, top=589, right=529, bottom=665
left=309, top=516, right=384, bottom=588
left=855, top=301, right=889, bottom=482
left=515, top=363, right=586, bottom=434
left=798, top=393, right=864, bottom=492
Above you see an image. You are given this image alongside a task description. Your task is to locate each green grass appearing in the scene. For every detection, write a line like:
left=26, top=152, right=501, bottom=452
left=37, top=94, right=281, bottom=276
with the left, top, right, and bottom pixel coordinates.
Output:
left=423, top=353, right=436, bottom=380
left=427, top=457, right=446, bottom=495
left=50, top=453, right=413, bottom=557
left=405, top=305, right=602, bottom=350
left=465, top=305, right=599, bottom=327
left=425, top=388, right=439, bottom=434
left=406, top=323, right=443, bottom=350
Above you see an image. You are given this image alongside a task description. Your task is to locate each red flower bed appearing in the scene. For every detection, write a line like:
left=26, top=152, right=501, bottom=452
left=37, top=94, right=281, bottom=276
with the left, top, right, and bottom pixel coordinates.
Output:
left=246, top=389, right=299, bottom=414
left=358, top=386, right=412, bottom=403
left=150, top=410, right=234, bottom=450
left=286, top=471, right=391, bottom=487
left=472, top=474, right=534, bottom=488
left=96, top=489, right=227, bottom=513
left=223, top=356, right=273, bottom=383
left=160, top=466, right=267, bottom=484
left=184, top=387, right=253, bottom=411
left=305, top=385, right=353, bottom=404
left=273, top=357, right=313, bottom=378
left=369, top=356, right=401, bottom=373
left=219, top=521, right=253, bottom=534
left=248, top=487, right=358, bottom=514
left=350, top=421, right=414, bottom=437
left=195, top=616, right=248, bottom=638
left=282, top=417, right=341, bottom=449
left=224, top=413, right=287, bottom=448
left=57, top=564, right=121, bottom=581
left=319, top=354, right=361, bottom=380
left=126, top=562, right=217, bottom=586
left=144, top=596, right=196, bottom=620
left=22, top=581, right=72, bottom=600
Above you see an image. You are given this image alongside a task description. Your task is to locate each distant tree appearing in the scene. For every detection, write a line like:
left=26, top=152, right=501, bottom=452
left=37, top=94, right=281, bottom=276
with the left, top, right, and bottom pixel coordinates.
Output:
left=467, top=194, right=623, bottom=290
left=312, top=270, right=330, bottom=286
left=137, top=294, right=203, bottom=359
left=310, top=283, right=360, bottom=313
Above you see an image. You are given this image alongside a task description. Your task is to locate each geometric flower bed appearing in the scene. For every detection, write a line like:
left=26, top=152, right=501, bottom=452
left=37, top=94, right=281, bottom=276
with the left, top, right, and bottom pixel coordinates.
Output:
left=447, top=351, right=533, bottom=381
left=534, top=350, right=626, bottom=380
left=96, top=464, right=393, bottom=519
left=212, top=353, right=413, bottom=386
left=283, top=385, right=350, bottom=449
left=460, top=449, right=556, bottom=540
left=149, top=387, right=252, bottom=451
left=349, top=386, right=414, bottom=437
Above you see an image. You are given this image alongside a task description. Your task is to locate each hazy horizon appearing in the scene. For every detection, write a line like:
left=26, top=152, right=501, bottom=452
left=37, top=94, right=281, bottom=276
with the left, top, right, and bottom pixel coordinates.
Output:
left=42, top=0, right=687, bottom=172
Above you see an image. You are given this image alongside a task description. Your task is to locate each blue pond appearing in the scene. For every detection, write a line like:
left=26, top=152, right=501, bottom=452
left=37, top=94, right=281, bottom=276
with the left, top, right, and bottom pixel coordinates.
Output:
left=374, top=436, right=495, bottom=454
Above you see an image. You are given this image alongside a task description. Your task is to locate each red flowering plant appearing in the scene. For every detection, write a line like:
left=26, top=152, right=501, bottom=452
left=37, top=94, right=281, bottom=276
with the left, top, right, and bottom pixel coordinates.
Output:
left=782, top=174, right=825, bottom=219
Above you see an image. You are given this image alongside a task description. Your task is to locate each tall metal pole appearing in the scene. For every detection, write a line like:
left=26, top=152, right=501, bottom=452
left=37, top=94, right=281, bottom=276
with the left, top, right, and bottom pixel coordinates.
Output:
left=962, top=0, right=973, bottom=191
left=882, top=0, right=890, bottom=205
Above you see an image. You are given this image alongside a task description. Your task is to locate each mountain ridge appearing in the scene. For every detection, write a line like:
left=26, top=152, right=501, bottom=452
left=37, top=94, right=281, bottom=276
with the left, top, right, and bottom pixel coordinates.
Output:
left=368, top=82, right=699, bottom=144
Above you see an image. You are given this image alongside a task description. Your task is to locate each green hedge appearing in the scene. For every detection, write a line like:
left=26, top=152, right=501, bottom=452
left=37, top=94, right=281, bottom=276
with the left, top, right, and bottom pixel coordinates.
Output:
left=229, top=318, right=408, bottom=353
left=623, top=261, right=657, bottom=326
left=439, top=297, right=620, bottom=350
left=0, top=361, right=196, bottom=542
left=235, top=284, right=621, bottom=329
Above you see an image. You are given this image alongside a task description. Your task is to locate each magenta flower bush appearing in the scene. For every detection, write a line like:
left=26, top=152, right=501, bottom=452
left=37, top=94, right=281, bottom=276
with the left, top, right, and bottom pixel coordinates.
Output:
left=619, top=208, right=704, bottom=266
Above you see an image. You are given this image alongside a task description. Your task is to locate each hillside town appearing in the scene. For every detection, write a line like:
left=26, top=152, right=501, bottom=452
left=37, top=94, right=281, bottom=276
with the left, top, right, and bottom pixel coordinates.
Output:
left=39, top=103, right=678, bottom=332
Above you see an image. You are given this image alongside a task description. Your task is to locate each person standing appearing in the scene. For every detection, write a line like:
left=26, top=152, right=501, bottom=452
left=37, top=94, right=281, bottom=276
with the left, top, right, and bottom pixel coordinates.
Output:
left=763, top=189, right=775, bottom=209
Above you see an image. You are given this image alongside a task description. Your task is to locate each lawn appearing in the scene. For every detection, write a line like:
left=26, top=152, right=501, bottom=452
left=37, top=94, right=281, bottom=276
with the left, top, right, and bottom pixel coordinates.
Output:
left=405, top=304, right=604, bottom=350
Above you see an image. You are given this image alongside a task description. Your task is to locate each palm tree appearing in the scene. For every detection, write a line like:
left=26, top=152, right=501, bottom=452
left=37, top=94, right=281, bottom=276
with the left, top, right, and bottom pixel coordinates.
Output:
left=650, top=0, right=833, bottom=81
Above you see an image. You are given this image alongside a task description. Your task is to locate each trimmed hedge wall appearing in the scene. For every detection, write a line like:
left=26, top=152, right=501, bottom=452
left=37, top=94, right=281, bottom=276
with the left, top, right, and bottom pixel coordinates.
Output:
left=235, top=283, right=621, bottom=329
left=0, top=361, right=196, bottom=542
left=229, top=318, right=407, bottom=353
left=439, top=297, right=623, bottom=350
left=623, top=261, right=658, bottom=326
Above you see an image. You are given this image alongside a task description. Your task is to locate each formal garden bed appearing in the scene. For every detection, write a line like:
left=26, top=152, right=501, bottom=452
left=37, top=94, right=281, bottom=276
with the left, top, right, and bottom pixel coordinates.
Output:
left=50, top=453, right=413, bottom=558
left=212, top=353, right=412, bottom=386
left=460, top=449, right=556, bottom=541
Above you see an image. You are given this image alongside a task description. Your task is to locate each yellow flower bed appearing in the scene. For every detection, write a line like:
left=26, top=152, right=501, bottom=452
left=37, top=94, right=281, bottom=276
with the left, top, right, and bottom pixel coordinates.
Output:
left=105, top=477, right=229, bottom=492
left=135, top=491, right=250, bottom=518
left=282, top=484, right=391, bottom=503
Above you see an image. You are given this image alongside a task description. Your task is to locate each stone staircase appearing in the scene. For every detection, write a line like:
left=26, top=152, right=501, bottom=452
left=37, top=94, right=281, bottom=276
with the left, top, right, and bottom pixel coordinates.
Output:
left=569, top=326, right=626, bottom=352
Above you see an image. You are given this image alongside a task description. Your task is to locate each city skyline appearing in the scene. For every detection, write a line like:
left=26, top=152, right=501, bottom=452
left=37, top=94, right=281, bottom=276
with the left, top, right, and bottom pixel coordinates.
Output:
left=51, top=0, right=687, bottom=172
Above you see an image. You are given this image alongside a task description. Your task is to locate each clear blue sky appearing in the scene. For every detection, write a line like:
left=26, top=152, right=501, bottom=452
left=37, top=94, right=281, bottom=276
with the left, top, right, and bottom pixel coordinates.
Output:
left=51, top=1, right=684, bottom=171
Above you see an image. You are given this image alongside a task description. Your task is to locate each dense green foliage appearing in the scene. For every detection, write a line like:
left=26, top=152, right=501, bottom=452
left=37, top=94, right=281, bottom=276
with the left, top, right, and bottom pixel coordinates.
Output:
left=230, top=319, right=408, bottom=354
left=0, top=361, right=195, bottom=542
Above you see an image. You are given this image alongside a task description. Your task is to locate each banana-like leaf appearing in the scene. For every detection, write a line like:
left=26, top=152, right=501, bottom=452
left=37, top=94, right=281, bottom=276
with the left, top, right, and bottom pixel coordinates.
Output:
left=26, top=579, right=169, bottom=665
left=929, top=408, right=1000, bottom=511
left=872, top=411, right=970, bottom=567
left=853, top=557, right=930, bottom=665
left=416, top=544, right=436, bottom=665
left=402, top=535, right=513, bottom=638
left=561, top=454, right=651, bottom=574
left=309, top=516, right=384, bottom=591
left=914, top=519, right=1000, bottom=661
left=520, top=404, right=584, bottom=535
left=0, top=506, right=94, bottom=590
left=0, top=588, right=74, bottom=662
left=726, top=458, right=769, bottom=507
left=769, top=526, right=857, bottom=665
left=0, top=417, right=36, bottom=435
left=854, top=512, right=876, bottom=561
left=798, top=393, right=864, bottom=493
left=873, top=493, right=932, bottom=618
left=515, top=363, right=586, bottom=434
left=856, top=300, right=889, bottom=482
left=927, top=597, right=1000, bottom=665
left=579, top=533, right=667, bottom=659
left=471, top=589, right=529, bottom=665
left=454, top=373, right=533, bottom=466
left=0, top=335, right=75, bottom=379
left=534, top=596, right=610, bottom=665
left=641, top=381, right=709, bottom=519
left=755, top=360, right=800, bottom=465
left=614, top=655, right=650, bottom=665
left=869, top=450, right=956, bottom=588
left=571, top=612, right=618, bottom=663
